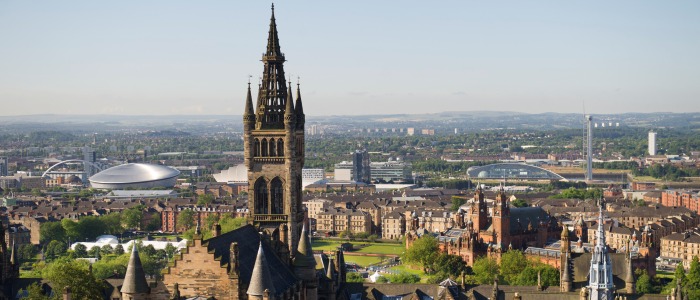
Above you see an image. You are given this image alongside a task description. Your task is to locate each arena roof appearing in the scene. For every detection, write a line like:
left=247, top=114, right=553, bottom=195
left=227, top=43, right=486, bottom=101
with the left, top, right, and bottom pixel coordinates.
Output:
left=89, top=163, right=180, bottom=186
left=466, top=163, right=564, bottom=180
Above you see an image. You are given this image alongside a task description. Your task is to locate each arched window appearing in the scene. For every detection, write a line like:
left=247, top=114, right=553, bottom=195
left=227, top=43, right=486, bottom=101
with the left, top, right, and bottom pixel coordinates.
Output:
left=261, top=139, right=268, bottom=157
left=277, top=139, right=284, bottom=156
left=269, top=138, right=276, bottom=157
left=254, top=139, right=260, bottom=157
left=254, top=178, right=268, bottom=214
left=270, top=177, right=284, bottom=214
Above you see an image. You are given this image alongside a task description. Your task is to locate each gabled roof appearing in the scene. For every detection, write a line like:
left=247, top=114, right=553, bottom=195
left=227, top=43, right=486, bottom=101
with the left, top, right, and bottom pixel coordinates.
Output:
left=201, top=224, right=297, bottom=295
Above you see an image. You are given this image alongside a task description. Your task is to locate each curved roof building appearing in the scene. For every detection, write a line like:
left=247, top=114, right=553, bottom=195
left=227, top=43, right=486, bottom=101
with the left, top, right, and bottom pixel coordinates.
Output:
left=89, top=163, right=180, bottom=189
left=467, top=163, right=564, bottom=180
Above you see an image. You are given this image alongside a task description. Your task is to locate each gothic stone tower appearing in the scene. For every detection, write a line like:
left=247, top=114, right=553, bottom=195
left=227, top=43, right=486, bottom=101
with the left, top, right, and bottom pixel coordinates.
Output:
left=470, top=187, right=487, bottom=231
left=492, top=188, right=510, bottom=248
left=243, top=5, right=306, bottom=255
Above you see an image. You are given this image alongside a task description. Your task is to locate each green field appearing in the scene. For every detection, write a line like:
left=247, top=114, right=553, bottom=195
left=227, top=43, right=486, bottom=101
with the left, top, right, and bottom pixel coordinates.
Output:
left=311, top=240, right=404, bottom=256
left=356, top=243, right=404, bottom=255
left=388, top=264, right=425, bottom=276
left=311, top=240, right=347, bottom=252
left=343, top=255, right=383, bottom=267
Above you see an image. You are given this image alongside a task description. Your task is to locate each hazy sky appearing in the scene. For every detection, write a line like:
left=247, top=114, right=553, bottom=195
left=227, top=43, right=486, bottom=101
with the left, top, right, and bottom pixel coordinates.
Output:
left=1, top=1, right=699, bottom=116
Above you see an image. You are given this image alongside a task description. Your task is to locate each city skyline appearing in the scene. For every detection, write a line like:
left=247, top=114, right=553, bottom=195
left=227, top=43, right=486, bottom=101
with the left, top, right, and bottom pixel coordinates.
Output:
left=1, top=1, right=699, bottom=116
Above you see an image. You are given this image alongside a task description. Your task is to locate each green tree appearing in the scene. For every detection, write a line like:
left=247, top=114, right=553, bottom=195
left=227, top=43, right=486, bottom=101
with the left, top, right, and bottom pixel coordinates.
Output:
left=74, top=244, right=88, bottom=258
left=114, top=244, right=125, bottom=256
left=432, top=253, right=468, bottom=280
left=686, top=256, right=700, bottom=299
left=403, top=235, right=439, bottom=273
left=375, top=276, right=389, bottom=283
left=636, top=269, right=654, bottom=294
left=177, top=210, right=196, bottom=231
left=45, top=240, right=66, bottom=260
left=88, top=246, right=102, bottom=259
left=101, top=244, right=113, bottom=256
left=146, top=214, right=162, bottom=231
left=197, top=194, right=215, bottom=206
left=346, top=272, right=364, bottom=283
left=24, top=282, right=50, bottom=300
left=389, top=272, right=421, bottom=283
left=511, top=198, right=528, bottom=208
left=450, top=196, right=466, bottom=211
left=91, top=253, right=129, bottom=279
left=205, top=213, right=220, bottom=230
left=219, top=216, right=246, bottom=234
left=121, top=206, right=144, bottom=230
left=164, top=243, right=177, bottom=259
left=19, top=244, right=38, bottom=261
left=39, top=222, right=66, bottom=244
left=42, top=258, right=105, bottom=299
left=500, top=250, right=529, bottom=284
left=663, top=264, right=687, bottom=294
left=472, top=256, right=499, bottom=284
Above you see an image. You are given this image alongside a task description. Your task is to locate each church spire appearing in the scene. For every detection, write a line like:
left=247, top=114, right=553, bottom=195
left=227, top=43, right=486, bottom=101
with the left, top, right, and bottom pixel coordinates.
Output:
left=256, top=3, right=289, bottom=129
left=265, top=3, right=283, bottom=58
left=587, top=199, right=614, bottom=300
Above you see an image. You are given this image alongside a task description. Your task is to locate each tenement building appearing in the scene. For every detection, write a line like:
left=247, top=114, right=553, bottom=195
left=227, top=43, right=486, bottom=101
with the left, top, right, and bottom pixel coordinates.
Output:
left=660, top=228, right=700, bottom=269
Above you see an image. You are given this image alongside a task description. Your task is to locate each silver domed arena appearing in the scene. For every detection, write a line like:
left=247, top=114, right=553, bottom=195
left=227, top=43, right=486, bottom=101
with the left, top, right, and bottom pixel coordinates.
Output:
left=89, top=163, right=180, bottom=189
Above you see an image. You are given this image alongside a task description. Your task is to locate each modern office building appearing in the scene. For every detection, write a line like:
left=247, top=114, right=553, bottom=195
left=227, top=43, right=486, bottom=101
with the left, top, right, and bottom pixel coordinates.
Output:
left=0, top=156, right=7, bottom=176
left=352, top=150, right=371, bottom=183
left=648, top=131, right=657, bottom=156
left=335, top=158, right=411, bottom=183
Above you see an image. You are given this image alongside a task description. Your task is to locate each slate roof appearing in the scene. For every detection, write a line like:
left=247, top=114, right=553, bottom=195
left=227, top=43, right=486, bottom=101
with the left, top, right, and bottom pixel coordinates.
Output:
left=509, top=207, right=549, bottom=234
left=201, top=224, right=297, bottom=296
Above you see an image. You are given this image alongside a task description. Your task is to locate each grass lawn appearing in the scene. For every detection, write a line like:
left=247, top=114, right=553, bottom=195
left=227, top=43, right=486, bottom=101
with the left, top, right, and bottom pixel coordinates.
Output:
left=311, top=240, right=404, bottom=256
left=311, top=240, right=345, bottom=252
left=388, top=264, right=425, bottom=276
left=343, top=255, right=383, bottom=267
left=356, top=243, right=404, bottom=255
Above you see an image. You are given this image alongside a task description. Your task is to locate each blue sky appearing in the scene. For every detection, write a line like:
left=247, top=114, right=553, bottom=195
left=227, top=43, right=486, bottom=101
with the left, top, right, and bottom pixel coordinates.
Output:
left=1, top=1, right=699, bottom=116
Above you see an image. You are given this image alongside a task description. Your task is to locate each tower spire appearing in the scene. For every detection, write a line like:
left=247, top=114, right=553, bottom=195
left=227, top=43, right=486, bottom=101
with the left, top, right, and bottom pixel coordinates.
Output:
left=295, top=80, right=305, bottom=129
left=244, top=81, right=255, bottom=124
left=121, top=243, right=150, bottom=295
left=587, top=199, right=613, bottom=300
left=247, top=242, right=276, bottom=297
left=294, top=222, right=316, bottom=268
left=256, top=3, right=288, bottom=129
left=284, top=81, right=295, bottom=120
left=266, top=3, right=282, bottom=57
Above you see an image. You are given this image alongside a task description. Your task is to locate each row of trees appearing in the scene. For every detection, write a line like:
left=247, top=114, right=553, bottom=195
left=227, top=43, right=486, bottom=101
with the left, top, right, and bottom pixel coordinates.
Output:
left=470, top=251, right=559, bottom=286
left=549, top=187, right=603, bottom=200
left=632, top=164, right=700, bottom=181
left=40, top=206, right=163, bottom=246
left=26, top=240, right=177, bottom=299
left=402, top=235, right=468, bottom=283
left=403, top=235, right=560, bottom=286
